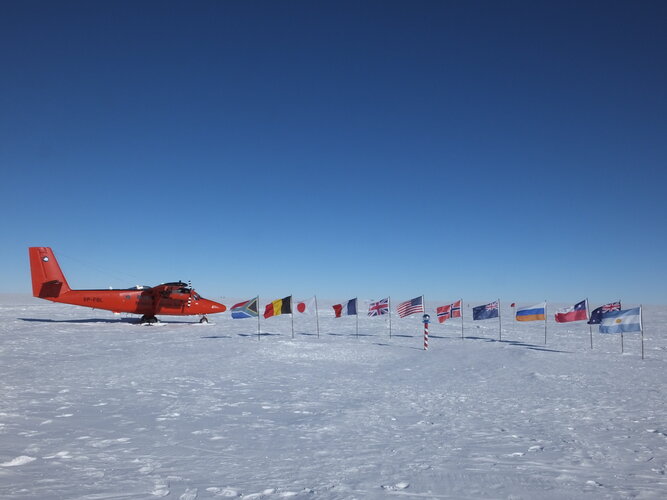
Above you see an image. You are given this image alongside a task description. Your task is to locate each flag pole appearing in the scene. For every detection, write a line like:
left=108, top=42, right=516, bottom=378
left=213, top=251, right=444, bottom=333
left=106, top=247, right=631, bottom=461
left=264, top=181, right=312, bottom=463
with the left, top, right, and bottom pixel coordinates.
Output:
left=315, top=295, right=320, bottom=338
left=355, top=298, right=359, bottom=339
left=640, top=305, right=644, bottom=360
left=258, top=296, right=261, bottom=341
left=544, top=300, right=548, bottom=345
left=498, top=298, right=502, bottom=341
left=621, top=332, right=624, bottom=354
left=589, top=323, right=593, bottom=349
left=460, top=298, right=464, bottom=340
left=290, top=295, right=294, bottom=339
left=587, top=298, right=593, bottom=349
left=389, top=296, right=393, bottom=338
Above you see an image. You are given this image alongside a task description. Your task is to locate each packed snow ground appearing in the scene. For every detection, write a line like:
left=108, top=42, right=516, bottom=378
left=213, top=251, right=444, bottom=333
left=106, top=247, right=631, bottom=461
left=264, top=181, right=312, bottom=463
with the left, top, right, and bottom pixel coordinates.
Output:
left=1, top=295, right=666, bottom=499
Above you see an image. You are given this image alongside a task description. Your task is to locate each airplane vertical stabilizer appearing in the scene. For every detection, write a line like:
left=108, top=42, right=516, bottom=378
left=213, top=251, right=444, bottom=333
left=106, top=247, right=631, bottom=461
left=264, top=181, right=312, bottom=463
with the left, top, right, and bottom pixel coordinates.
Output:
left=29, top=247, right=71, bottom=298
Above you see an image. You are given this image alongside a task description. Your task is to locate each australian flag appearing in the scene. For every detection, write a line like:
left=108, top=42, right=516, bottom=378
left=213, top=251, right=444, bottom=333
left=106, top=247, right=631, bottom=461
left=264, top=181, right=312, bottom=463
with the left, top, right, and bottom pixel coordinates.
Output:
left=473, top=301, right=499, bottom=321
left=587, top=301, right=621, bottom=324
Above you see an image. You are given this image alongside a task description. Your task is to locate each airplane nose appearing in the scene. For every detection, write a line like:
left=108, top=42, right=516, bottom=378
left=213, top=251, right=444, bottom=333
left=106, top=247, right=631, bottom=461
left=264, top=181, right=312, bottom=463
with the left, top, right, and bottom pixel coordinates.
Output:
left=207, top=299, right=226, bottom=312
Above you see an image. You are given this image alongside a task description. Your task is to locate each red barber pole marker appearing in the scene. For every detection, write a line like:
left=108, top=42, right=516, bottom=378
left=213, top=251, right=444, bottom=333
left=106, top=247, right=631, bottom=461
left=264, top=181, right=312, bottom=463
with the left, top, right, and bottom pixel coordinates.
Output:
left=422, top=314, right=430, bottom=350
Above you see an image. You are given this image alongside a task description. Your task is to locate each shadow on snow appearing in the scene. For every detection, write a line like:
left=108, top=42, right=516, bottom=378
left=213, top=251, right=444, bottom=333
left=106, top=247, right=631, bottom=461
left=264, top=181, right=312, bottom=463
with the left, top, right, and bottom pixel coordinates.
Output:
left=464, top=336, right=570, bottom=353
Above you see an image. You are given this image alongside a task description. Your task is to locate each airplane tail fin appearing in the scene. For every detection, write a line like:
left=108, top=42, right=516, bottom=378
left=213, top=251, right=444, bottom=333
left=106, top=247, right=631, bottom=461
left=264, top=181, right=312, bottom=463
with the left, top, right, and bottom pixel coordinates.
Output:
left=29, top=247, right=72, bottom=298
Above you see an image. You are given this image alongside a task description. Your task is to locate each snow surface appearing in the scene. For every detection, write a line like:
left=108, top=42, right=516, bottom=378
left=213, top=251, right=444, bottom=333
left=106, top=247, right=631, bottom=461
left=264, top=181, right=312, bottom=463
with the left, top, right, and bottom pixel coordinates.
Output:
left=1, top=295, right=666, bottom=499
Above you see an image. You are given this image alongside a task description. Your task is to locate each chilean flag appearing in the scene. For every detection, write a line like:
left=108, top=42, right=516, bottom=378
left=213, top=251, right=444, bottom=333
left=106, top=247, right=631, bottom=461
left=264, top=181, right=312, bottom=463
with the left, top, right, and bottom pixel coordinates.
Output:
left=554, top=299, right=588, bottom=323
left=333, top=298, right=357, bottom=317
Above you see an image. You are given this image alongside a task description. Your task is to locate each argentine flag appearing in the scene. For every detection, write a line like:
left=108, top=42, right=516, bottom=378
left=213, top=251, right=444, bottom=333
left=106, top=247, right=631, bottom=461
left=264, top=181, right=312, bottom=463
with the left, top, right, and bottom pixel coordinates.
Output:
left=599, top=307, right=642, bottom=333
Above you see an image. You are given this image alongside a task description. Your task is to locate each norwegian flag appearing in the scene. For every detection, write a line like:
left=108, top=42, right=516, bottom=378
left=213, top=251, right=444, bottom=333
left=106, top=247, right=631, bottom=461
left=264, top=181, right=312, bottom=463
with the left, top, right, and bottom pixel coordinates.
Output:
left=436, top=300, right=462, bottom=323
left=368, top=298, right=389, bottom=317
left=587, top=301, right=621, bottom=324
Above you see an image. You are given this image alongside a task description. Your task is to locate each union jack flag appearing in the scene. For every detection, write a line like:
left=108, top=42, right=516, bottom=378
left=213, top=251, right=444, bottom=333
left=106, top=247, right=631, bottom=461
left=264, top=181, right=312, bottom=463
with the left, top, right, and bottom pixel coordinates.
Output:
left=368, top=298, right=389, bottom=317
left=436, top=300, right=462, bottom=323
left=397, top=296, right=424, bottom=318
left=602, top=302, right=621, bottom=313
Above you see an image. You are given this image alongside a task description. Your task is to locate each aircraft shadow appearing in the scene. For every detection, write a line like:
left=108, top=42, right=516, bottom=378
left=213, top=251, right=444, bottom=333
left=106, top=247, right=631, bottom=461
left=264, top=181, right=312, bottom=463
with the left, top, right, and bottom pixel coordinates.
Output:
left=327, top=332, right=375, bottom=337
left=19, top=317, right=199, bottom=325
left=20, top=317, right=135, bottom=324
left=237, top=332, right=281, bottom=337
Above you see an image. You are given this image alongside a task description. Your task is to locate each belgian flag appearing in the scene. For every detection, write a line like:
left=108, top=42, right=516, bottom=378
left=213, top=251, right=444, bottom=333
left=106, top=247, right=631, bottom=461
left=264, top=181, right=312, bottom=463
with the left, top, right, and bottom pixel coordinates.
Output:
left=264, top=296, right=292, bottom=319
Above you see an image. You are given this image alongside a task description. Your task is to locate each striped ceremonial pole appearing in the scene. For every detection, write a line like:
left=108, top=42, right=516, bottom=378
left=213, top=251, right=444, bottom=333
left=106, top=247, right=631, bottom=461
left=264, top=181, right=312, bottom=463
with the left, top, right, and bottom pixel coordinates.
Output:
left=422, top=312, right=430, bottom=351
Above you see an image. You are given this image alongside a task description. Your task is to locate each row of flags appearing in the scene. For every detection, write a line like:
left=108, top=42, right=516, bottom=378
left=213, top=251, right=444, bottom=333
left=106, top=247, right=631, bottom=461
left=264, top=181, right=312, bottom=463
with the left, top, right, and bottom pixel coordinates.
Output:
left=230, top=296, right=642, bottom=334
left=230, top=296, right=426, bottom=319
left=467, top=299, right=641, bottom=333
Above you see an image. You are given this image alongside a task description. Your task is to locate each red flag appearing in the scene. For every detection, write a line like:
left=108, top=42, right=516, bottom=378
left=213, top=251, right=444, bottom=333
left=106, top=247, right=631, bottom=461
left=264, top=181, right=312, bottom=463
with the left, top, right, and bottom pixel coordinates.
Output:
left=554, top=300, right=588, bottom=323
left=436, top=300, right=461, bottom=323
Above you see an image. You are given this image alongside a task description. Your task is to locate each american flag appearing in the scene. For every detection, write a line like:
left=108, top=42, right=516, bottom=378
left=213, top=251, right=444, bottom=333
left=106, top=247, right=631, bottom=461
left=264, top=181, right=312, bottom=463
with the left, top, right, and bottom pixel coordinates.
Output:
left=368, top=298, right=389, bottom=317
left=397, top=296, right=424, bottom=318
left=436, top=300, right=462, bottom=323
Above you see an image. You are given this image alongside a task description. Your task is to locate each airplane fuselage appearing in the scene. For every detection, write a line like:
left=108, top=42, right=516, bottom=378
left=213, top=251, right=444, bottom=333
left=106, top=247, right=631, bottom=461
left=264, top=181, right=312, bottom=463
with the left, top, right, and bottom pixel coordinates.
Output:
left=46, top=288, right=225, bottom=317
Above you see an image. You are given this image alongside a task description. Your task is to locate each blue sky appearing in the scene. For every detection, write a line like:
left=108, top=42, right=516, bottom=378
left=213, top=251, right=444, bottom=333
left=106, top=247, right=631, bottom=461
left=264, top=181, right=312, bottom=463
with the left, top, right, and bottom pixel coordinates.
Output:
left=1, top=1, right=666, bottom=304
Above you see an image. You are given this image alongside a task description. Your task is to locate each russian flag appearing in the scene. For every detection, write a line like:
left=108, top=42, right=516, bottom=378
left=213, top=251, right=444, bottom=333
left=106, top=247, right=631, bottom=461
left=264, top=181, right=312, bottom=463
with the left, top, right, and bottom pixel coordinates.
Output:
left=333, top=298, right=357, bottom=317
left=554, top=300, right=588, bottom=323
left=516, top=302, right=546, bottom=322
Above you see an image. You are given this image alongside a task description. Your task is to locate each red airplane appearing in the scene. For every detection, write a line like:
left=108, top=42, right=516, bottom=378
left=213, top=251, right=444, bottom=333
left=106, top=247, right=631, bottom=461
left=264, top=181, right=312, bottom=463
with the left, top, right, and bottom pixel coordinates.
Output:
left=29, top=247, right=226, bottom=324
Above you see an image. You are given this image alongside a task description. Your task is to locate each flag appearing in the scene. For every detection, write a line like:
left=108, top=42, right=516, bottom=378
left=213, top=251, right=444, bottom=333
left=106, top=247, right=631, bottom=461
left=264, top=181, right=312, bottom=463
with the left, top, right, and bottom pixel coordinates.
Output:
left=516, top=302, right=546, bottom=322
left=587, top=301, right=621, bottom=324
left=333, top=298, right=357, bottom=318
left=600, top=307, right=642, bottom=333
left=397, top=296, right=424, bottom=318
left=231, top=296, right=259, bottom=319
left=295, top=296, right=316, bottom=315
left=436, top=300, right=462, bottom=323
left=264, top=296, right=292, bottom=319
left=554, top=299, right=588, bottom=323
left=368, top=298, right=389, bottom=317
left=472, top=301, right=498, bottom=320
left=510, top=303, right=516, bottom=308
